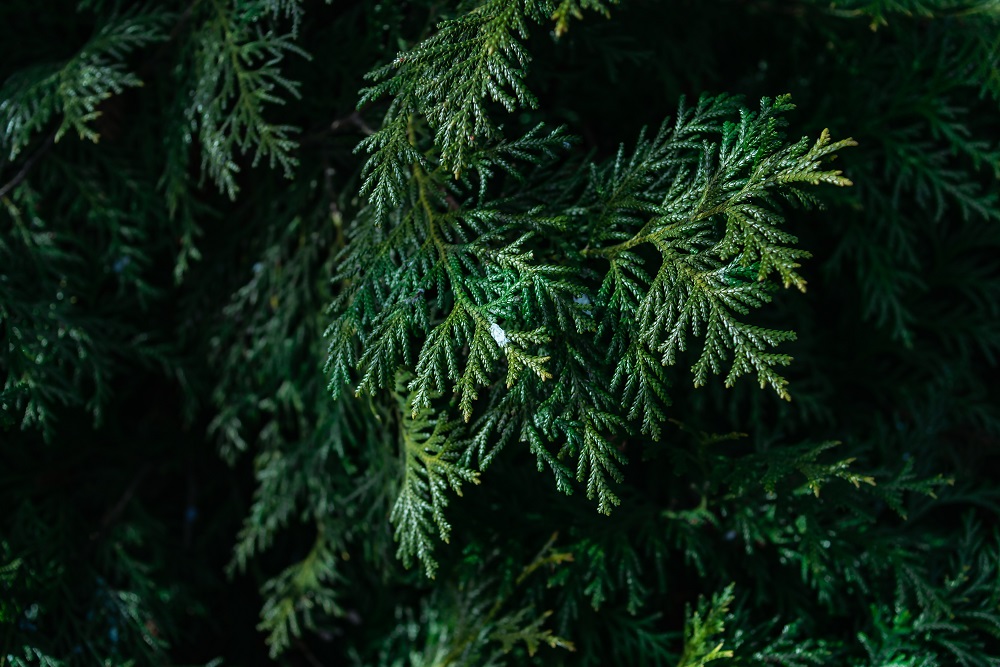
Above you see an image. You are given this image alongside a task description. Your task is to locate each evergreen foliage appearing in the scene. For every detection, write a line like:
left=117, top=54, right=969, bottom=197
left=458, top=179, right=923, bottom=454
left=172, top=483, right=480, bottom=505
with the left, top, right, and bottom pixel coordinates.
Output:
left=2, top=0, right=999, bottom=665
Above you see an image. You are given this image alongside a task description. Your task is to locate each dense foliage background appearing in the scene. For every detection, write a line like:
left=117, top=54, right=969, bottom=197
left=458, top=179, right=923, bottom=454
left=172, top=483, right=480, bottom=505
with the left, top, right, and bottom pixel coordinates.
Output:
left=2, top=0, right=999, bottom=665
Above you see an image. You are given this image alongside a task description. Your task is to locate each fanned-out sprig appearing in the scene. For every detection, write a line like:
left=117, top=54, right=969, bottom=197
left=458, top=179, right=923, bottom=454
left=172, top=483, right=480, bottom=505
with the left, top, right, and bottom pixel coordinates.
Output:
left=586, top=96, right=854, bottom=422
left=356, top=0, right=619, bottom=224
left=677, top=585, right=736, bottom=667
left=257, top=525, right=343, bottom=658
left=0, top=9, right=171, bottom=159
left=356, top=0, right=542, bottom=207
left=327, top=124, right=573, bottom=424
left=551, top=0, right=617, bottom=37
left=391, top=380, right=480, bottom=578
left=327, top=92, right=854, bottom=571
left=188, top=0, right=307, bottom=199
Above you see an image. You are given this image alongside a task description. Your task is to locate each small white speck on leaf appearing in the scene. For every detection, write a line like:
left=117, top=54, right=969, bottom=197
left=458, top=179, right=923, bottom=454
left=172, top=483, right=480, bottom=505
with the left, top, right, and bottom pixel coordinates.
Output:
left=489, top=322, right=508, bottom=348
